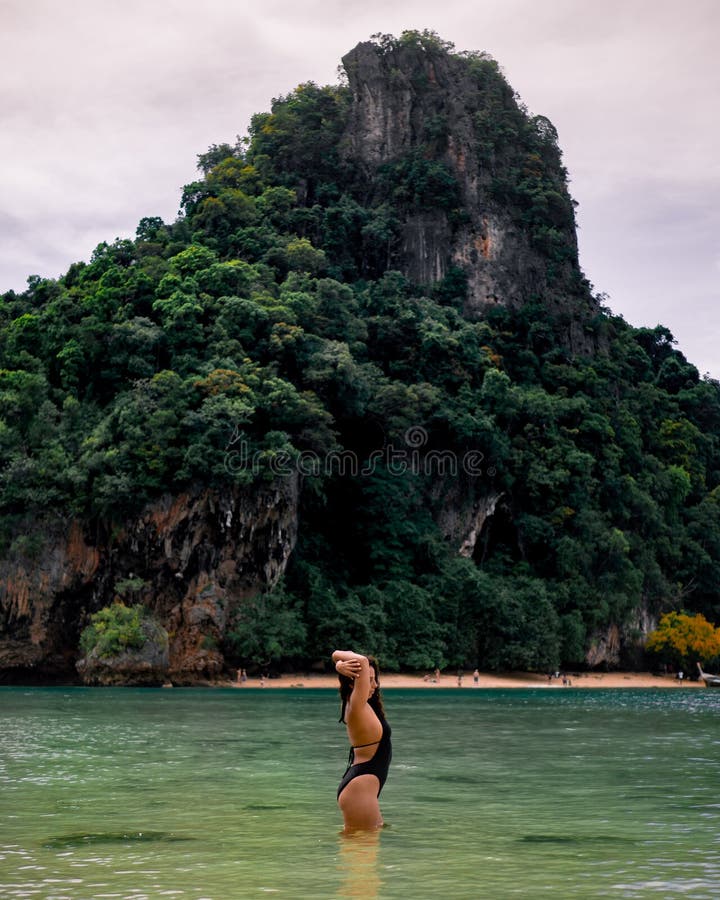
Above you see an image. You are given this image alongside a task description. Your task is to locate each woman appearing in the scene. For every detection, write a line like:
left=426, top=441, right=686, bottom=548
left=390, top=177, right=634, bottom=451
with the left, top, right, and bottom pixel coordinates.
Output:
left=332, top=649, right=392, bottom=832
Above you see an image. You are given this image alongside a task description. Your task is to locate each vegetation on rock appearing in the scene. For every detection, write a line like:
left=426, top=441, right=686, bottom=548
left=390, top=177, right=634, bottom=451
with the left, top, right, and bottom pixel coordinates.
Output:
left=79, top=603, right=155, bottom=660
left=2, top=31, right=720, bottom=674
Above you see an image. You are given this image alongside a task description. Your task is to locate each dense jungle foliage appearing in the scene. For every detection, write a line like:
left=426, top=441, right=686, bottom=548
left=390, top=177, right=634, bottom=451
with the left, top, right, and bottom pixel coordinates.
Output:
left=2, top=31, right=720, bottom=672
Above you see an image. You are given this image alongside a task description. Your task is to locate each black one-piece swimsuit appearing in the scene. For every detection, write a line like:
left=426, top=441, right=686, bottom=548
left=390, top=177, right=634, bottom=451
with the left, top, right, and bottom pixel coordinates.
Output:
left=337, top=713, right=392, bottom=799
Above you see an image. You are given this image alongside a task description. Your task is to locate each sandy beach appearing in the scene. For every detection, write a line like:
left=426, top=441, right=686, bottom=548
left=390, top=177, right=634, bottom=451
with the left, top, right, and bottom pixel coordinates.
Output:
left=224, top=670, right=703, bottom=689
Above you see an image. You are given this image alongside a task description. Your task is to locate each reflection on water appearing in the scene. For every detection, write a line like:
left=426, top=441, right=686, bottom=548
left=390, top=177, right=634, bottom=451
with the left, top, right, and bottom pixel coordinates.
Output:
left=338, top=828, right=381, bottom=899
left=1, top=687, right=720, bottom=898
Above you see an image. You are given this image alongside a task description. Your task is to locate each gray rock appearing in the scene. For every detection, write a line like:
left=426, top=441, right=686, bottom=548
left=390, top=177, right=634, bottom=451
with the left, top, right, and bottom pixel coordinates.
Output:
left=341, top=39, right=600, bottom=354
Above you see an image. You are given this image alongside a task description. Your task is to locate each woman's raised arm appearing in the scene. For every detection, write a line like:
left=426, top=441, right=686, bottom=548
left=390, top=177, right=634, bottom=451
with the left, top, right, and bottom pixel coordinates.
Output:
left=332, top=650, right=367, bottom=663
left=332, top=650, right=369, bottom=693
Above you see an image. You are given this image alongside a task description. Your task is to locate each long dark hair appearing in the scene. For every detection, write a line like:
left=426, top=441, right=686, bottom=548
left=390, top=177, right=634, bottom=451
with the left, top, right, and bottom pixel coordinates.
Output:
left=338, top=656, right=386, bottom=723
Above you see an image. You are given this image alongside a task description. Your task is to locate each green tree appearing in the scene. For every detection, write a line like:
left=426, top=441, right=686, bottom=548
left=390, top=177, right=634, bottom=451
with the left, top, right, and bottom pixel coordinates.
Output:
left=79, top=603, right=149, bottom=658
left=226, top=586, right=306, bottom=666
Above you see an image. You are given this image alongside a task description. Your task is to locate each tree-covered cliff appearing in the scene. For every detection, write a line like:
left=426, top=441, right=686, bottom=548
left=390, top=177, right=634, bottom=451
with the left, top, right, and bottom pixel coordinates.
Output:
left=2, top=30, right=719, bottom=681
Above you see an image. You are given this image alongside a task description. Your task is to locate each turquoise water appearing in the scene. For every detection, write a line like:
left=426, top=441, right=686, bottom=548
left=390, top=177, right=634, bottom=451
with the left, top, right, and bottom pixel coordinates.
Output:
left=1, top=687, right=719, bottom=899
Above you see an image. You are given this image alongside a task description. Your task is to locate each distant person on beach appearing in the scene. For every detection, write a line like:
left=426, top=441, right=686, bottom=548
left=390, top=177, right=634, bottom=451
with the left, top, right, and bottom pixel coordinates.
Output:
left=457, top=670, right=463, bottom=687
left=333, top=650, right=392, bottom=832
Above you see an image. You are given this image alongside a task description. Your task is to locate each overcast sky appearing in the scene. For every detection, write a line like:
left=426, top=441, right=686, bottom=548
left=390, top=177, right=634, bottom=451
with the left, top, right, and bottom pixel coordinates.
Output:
left=1, top=0, right=718, bottom=376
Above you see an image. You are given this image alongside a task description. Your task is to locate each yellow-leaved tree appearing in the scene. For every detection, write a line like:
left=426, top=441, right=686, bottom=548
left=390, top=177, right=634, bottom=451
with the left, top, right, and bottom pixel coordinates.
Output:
left=646, top=611, right=720, bottom=673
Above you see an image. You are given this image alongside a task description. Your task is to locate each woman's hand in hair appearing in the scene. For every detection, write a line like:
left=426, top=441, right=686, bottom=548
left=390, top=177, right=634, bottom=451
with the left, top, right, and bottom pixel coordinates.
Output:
left=335, top=658, right=364, bottom=679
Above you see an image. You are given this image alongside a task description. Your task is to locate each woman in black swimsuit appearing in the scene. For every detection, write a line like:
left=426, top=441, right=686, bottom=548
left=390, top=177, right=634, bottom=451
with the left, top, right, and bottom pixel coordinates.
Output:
left=332, top=650, right=392, bottom=832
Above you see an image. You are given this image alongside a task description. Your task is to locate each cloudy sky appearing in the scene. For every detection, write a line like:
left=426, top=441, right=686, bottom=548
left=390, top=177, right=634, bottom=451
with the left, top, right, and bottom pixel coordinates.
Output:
left=2, top=0, right=718, bottom=376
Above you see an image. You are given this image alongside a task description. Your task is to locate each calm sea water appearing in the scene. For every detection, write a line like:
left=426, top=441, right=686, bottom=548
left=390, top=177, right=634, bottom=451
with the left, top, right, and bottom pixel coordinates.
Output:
left=1, top=687, right=719, bottom=899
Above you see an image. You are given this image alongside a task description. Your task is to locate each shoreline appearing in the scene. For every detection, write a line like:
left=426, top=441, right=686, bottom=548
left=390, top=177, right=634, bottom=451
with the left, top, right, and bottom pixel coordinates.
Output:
left=222, top=671, right=704, bottom=690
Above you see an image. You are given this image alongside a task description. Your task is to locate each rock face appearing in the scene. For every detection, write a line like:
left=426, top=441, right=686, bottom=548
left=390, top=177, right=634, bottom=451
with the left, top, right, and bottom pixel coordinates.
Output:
left=0, top=477, right=299, bottom=683
left=432, top=473, right=504, bottom=559
left=586, top=605, right=658, bottom=669
left=341, top=40, right=598, bottom=353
